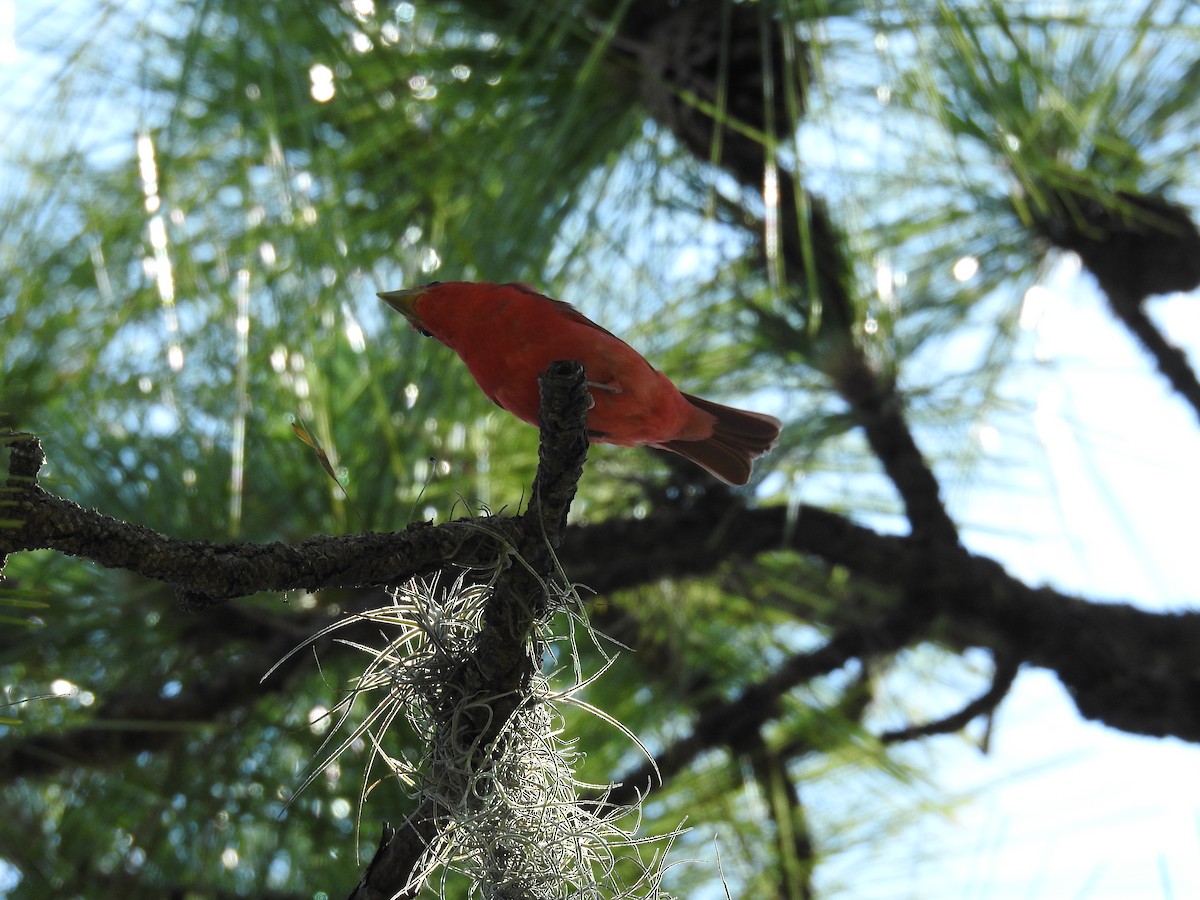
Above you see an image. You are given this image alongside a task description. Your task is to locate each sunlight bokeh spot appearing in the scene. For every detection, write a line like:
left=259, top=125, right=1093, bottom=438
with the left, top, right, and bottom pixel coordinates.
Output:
left=309, top=63, right=335, bottom=103
left=1020, top=284, right=1053, bottom=330
left=136, top=132, right=158, bottom=199
left=952, top=255, right=979, bottom=282
left=875, top=257, right=896, bottom=307
left=974, top=423, right=1001, bottom=453
left=344, top=318, right=366, bottom=353
left=308, top=705, right=331, bottom=735
left=148, top=216, right=167, bottom=250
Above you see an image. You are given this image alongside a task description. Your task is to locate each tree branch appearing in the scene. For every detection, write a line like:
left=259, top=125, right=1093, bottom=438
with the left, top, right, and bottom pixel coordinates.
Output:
left=1, top=433, right=524, bottom=609
left=345, top=361, right=590, bottom=900
left=0, top=600, right=387, bottom=782
left=746, top=734, right=816, bottom=900
left=564, top=503, right=1200, bottom=742
left=1106, top=292, right=1200, bottom=426
left=610, top=7, right=960, bottom=544
left=0, top=365, right=591, bottom=615
left=589, top=607, right=923, bottom=815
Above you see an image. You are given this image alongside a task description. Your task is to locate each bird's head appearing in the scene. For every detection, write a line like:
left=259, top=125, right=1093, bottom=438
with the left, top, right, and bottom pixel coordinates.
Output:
left=378, top=282, right=445, bottom=337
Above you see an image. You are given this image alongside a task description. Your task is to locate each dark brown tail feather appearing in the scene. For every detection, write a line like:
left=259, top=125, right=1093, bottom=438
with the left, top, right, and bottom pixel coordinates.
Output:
left=657, top=393, right=782, bottom=486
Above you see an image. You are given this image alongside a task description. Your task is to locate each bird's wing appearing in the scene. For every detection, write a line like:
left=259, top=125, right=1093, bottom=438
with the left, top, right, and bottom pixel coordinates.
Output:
left=504, top=282, right=626, bottom=343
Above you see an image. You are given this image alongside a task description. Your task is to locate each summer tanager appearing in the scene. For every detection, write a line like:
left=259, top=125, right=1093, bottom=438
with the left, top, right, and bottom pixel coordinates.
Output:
left=379, top=281, right=781, bottom=486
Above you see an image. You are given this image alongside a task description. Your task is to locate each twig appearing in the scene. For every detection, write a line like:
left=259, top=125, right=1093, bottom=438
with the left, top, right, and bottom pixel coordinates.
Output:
left=586, top=607, right=925, bottom=816
left=1106, top=292, right=1200, bottom=426
left=879, top=653, right=1019, bottom=744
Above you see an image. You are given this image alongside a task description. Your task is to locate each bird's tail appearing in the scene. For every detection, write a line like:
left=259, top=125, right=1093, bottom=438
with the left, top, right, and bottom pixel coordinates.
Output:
left=658, top=393, right=782, bottom=486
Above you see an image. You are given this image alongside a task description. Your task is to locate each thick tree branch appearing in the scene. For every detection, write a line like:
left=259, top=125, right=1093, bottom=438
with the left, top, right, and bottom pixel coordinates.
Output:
left=4, top=370, right=591, bottom=898
left=0, top=366, right=590, bottom=616
left=525, top=361, right=593, bottom=551
left=564, top=502, right=1200, bottom=742
left=946, top=555, right=1200, bottom=741
left=1, top=432, right=525, bottom=609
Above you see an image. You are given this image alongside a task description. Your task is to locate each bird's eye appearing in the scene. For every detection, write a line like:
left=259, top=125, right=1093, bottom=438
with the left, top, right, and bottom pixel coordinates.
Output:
left=425, top=280, right=441, bottom=287
left=418, top=328, right=433, bottom=338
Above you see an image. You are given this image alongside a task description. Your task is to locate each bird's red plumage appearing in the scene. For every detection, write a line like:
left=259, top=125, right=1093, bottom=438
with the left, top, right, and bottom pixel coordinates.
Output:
left=380, top=281, right=780, bottom=485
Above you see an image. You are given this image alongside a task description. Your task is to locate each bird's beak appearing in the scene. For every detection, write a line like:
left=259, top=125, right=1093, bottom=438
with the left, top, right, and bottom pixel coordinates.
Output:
left=377, top=286, right=428, bottom=327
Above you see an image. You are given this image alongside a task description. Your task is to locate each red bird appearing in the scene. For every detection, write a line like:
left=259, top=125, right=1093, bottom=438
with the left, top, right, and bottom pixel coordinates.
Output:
left=379, top=281, right=781, bottom=486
